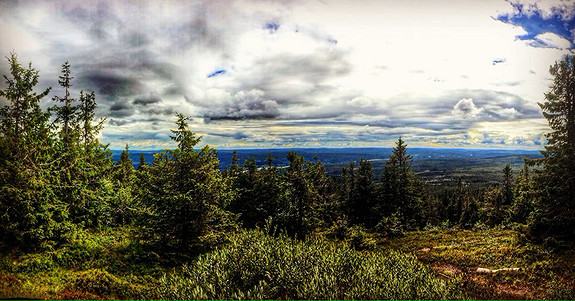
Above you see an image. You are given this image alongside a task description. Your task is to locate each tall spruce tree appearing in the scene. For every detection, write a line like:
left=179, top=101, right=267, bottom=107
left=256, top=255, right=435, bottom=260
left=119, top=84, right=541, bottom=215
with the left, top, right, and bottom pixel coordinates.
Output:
left=502, top=164, right=514, bottom=206
left=379, top=137, right=421, bottom=229
left=0, top=53, right=71, bottom=249
left=139, top=113, right=237, bottom=252
left=529, top=55, right=575, bottom=240
left=53, top=61, right=77, bottom=147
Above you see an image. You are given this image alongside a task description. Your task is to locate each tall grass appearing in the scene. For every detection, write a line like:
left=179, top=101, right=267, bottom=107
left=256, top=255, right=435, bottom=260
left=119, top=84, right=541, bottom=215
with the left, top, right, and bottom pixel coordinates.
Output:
left=157, top=229, right=464, bottom=300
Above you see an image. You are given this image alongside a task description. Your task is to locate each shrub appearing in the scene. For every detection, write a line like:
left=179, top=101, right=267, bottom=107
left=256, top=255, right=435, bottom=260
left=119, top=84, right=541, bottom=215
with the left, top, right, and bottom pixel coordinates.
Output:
left=157, top=229, right=464, bottom=300
left=65, top=268, right=135, bottom=299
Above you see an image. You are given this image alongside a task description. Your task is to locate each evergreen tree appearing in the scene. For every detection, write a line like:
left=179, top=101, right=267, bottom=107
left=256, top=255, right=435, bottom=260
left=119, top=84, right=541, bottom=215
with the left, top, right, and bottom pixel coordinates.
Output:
left=502, top=164, right=514, bottom=206
left=137, top=153, right=146, bottom=170
left=379, top=137, right=421, bottom=229
left=447, top=178, right=464, bottom=226
left=529, top=55, right=575, bottom=240
left=509, top=164, right=534, bottom=224
left=139, top=113, right=237, bottom=252
left=284, top=151, right=313, bottom=236
left=346, top=158, right=376, bottom=227
left=52, top=61, right=77, bottom=147
left=0, top=53, right=70, bottom=249
left=116, top=143, right=134, bottom=185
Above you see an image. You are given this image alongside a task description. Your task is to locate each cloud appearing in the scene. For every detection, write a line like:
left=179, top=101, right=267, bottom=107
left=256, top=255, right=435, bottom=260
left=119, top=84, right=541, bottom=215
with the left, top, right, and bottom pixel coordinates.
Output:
left=133, top=93, right=162, bottom=106
left=109, top=101, right=134, bottom=117
left=79, top=71, right=144, bottom=99
left=493, top=107, right=519, bottom=119
left=452, top=98, right=484, bottom=119
left=208, top=131, right=251, bottom=140
left=527, top=32, right=572, bottom=49
left=198, top=89, right=280, bottom=120
left=109, top=118, right=129, bottom=126
left=0, top=0, right=567, bottom=149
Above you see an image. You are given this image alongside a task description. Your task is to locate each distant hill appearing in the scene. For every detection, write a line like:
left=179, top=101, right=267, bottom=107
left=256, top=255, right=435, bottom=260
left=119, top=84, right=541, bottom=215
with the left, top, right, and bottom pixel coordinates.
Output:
left=113, top=147, right=542, bottom=185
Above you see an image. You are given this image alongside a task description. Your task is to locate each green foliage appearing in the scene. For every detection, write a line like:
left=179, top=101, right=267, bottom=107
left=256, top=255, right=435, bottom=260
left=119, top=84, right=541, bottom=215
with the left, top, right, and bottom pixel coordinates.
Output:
left=375, top=212, right=404, bottom=238
left=138, top=113, right=237, bottom=253
left=343, top=158, right=376, bottom=227
left=528, top=55, right=575, bottom=241
left=157, top=228, right=464, bottom=300
left=0, top=53, right=70, bottom=250
left=378, top=137, right=423, bottom=229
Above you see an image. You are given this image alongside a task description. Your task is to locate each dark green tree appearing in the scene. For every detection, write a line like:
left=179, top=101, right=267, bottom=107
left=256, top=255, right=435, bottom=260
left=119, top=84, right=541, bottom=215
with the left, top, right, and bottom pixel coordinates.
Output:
left=509, top=164, right=534, bottom=224
left=502, top=164, right=514, bottom=206
left=0, top=53, right=71, bottom=249
left=137, top=153, right=146, bottom=171
left=529, top=55, right=575, bottom=240
left=284, top=151, right=313, bottom=236
left=139, top=113, right=237, bottom=252
left=52, top=61, right=77, bottom=147
left=378, top=137, right=422, bottom=229
left=345, top=158, right=375, bottom=227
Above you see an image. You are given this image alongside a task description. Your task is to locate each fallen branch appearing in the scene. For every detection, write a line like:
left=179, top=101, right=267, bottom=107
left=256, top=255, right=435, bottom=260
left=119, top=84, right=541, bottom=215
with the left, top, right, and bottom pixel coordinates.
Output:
left=476, top=267, right=521, bottom=274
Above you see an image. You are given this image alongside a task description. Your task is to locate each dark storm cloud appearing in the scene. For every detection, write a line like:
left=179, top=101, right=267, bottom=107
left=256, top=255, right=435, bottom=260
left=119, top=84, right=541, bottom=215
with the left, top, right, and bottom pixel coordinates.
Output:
left=208, top=131, right=251, bottom=140
left=192, top=89, right=281, bottom=120
left=141, top=106, right=175, bottom=116
left=134, top=93, right=162, bottom=106
left=79, top=71, right=144, bottom=99
left=109, top=101, right=134, bottom=117
left=109, top=118, right=129, bottom=126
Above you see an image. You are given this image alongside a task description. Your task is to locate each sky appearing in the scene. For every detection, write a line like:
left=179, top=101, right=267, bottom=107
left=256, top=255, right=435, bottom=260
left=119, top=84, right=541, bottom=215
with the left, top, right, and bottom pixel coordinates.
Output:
left=0, top=0, right=574, bottom=150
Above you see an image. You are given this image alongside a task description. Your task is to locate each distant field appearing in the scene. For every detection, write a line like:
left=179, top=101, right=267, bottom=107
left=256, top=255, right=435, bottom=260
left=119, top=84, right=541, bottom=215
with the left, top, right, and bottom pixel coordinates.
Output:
left=114, top=147, right=543, bottom=185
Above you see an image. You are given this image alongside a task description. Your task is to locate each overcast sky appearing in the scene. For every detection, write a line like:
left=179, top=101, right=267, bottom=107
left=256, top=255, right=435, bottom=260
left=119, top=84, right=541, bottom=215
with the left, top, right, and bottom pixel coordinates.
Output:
left=0, top=0, right=573, bottom=149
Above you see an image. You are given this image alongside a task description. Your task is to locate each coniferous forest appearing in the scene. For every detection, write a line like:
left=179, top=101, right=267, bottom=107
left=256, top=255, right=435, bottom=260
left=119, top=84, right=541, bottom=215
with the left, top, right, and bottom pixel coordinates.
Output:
left=1, top=53, right=575, bottom=299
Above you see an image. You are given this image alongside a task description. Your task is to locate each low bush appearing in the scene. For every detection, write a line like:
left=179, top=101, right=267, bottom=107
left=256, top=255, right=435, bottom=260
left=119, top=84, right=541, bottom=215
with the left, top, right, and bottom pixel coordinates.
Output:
left=157, top=229, right=464, bottom=300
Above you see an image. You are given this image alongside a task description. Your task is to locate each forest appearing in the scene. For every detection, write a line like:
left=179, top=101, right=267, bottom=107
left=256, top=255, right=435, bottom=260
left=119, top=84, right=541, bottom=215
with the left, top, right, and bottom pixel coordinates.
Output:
left=1, top=52, right=575, bottom=299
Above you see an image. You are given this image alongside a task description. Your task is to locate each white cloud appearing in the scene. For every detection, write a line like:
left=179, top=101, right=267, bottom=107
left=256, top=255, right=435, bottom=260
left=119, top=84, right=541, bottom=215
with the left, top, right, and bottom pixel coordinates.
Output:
left=495, top=107, right=519, bottom=119
left=529, top=32, right=572, bottom=49
left=452, top=98, right=484, bottom=119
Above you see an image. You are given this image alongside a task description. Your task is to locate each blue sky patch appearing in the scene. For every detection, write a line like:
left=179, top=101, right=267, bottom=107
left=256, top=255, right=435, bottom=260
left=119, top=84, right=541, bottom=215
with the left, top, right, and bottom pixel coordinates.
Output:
left=492, top=58, right=506, bottom=65
left=207, top=69, right=226, bottom=78
left=496, top=1, right=575, bottom=49
left=265, top=22, right=280, bottom=33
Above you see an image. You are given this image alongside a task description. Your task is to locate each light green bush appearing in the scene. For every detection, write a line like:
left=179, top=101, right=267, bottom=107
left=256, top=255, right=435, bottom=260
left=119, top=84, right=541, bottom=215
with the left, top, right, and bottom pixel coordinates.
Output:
left=158, top=229, right=464, bottom=300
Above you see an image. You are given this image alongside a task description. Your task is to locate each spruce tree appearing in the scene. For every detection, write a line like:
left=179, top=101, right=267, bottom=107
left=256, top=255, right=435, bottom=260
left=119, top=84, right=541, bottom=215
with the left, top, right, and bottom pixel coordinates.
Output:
left=0, top=53, right=70, bottom=249
left=53, top=61, right=77, bottom=147
left=379, top=137, right=421, bottom=229
left=529, top=55, right=575, bottom=240
left=137, top=153, right=146, bottom=170
left=502, top=164, right=514, bottom=206
left=139, top=113, right=237, bottom=252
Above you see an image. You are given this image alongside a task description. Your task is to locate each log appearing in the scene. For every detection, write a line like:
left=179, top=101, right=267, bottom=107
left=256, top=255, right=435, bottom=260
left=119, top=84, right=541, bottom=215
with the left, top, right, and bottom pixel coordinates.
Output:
left=476, top=267, right=521, bottom=273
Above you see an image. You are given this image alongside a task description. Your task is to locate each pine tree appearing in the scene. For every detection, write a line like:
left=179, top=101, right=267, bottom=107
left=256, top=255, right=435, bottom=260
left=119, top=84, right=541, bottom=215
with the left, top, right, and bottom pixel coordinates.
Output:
left=347, top=158, right=375, bottom=227
left=139, top=113, right=237, bottom=252
left=52, top=61, right=77, bottom=147
left=379, top=137, right=421, bottom=229
left=502, top=164, right=514, bottom=206
left=285, top=151, right=312, bottom=236
left=529, top=55, right=575, bottom=240
left=509, top=164, right=533, bottom=224
left=0, top=53, right=71, bottom=249
left=137, top=153, right=146, bottom=170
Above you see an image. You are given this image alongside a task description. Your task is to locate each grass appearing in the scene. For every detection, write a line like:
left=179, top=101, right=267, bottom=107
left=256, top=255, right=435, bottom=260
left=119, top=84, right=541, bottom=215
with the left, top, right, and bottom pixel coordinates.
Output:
left=0, top=225, right=573, bottom=299
left=0, top=226, right=162, bottom=299
left=384, top=227, right=575, bottom=299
